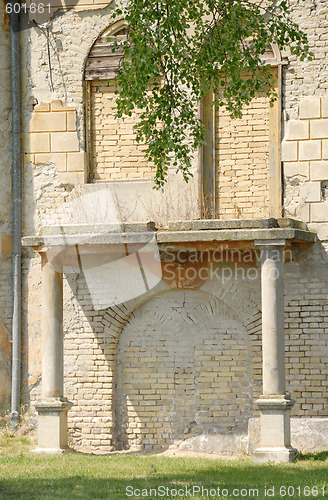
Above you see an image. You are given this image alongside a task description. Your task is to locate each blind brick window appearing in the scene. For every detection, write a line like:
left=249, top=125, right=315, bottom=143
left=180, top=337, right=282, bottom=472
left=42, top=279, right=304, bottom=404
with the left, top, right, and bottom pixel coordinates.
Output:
left=89, top=81, right=154, bottom=180
left=85, top=27, right=154, bottom=181
left=215, top=92, right=270, bottom=219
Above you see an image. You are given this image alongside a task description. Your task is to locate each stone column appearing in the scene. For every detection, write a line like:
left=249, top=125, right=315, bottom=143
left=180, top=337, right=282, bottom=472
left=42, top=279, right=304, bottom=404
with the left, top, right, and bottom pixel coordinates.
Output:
left=254, top=240, right=297, bottom=463
left=34, top=252, right=72, bottom=453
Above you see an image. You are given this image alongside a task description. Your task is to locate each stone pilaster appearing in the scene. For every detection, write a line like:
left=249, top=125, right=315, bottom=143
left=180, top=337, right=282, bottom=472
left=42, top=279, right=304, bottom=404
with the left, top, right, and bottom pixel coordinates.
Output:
left=254, top=240, right=297, bottom=463
left=34, top=253, right=72, bottom=453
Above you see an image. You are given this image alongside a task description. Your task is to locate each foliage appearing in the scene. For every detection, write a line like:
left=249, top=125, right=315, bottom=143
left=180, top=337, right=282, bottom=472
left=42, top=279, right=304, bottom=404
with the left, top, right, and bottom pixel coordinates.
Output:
left=112, top=0, right=311, bottom=188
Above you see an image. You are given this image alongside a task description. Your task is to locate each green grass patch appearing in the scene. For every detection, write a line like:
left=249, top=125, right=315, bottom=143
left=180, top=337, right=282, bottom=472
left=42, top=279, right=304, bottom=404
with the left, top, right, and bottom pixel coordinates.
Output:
left=0, top=432, right=327, bottom=499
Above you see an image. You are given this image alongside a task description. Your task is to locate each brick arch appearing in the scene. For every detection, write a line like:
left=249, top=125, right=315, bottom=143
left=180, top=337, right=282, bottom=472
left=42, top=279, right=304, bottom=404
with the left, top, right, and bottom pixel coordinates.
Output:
left=101, top=275, right=263, bottom=414
left=110, top=288, right=257, bottom=451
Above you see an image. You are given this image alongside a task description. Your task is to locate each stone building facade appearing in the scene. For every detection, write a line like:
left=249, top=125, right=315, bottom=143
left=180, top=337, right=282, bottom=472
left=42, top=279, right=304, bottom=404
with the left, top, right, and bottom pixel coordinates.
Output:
left=1, top=0, right=328, bottom=461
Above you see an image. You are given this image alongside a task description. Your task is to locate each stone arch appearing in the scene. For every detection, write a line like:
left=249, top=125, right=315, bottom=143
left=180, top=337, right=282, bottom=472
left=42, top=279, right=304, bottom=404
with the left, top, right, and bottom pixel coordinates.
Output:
left=112, top=288, right=254, bottom=451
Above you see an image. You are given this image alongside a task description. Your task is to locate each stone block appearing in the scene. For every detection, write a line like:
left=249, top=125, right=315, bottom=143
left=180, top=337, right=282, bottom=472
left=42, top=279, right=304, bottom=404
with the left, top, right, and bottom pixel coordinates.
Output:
left=249, top=418, right=328, bottom=454
left=322, top=140, right=328, bottom=159
left=299, top=140, right=321, bottom=161
left=300, top=182, right=321, bottom=203
left=34, top=153, right=51, bottom=165
left=67, top=152, right=85, bottom=172
left=51, top=132, right=79, bottom=152
left=299, top=203, right=310, bottom=223
left=308, top=223, right=328, bottom=240
left=284, top=120, right=309, bottom=140
left=29, top=133, right=50, bottom=153
left=311, top=201, right=328, bottom=222
left=321, top=98, right=328, bottom=118
left=34, top=400, right=73, bottom=453
left=30, top=111, right=66, bottom=132
left=50, top=100, right=73, bottom=111
left=33, top=102, right=50, bottom=112
left=67, top=111, right=77, bottom=132
left=310, top=119, right=328, bottom=139
left=283, top=161, right=309, bottom=178
left=299, top=98, right=321, bottom=119
left=310, top=161, right=328, bottom=181
left=58, top=171, right=85, bottom=185
left=281, top=141, right=298, bottom=162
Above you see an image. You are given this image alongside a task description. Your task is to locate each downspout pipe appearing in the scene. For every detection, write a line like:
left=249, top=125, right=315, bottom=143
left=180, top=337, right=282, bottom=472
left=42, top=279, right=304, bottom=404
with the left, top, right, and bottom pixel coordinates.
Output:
left=9, top=2, right=21, bottom=431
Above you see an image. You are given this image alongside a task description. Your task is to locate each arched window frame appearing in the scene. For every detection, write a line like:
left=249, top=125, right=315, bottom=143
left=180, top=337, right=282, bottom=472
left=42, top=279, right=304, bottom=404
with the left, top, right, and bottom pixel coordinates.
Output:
left=84, top=19, right=129, bottom=183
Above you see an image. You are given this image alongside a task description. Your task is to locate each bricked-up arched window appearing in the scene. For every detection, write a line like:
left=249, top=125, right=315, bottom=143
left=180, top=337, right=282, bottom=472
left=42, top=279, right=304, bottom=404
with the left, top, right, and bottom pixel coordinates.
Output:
left=84, top=22, right=155, bottom=182
left=202, top=44, right=284, bottom=220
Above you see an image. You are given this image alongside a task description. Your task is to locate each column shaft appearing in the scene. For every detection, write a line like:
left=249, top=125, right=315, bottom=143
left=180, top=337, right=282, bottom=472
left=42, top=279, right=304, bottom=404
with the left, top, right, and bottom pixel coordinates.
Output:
left=253, top=240, right=296, bottom=463
left=35, top=252, right=72, bottom=454
left=41, top=254, right=63, bottom=398
left=261, top=246, right=285, bottom=395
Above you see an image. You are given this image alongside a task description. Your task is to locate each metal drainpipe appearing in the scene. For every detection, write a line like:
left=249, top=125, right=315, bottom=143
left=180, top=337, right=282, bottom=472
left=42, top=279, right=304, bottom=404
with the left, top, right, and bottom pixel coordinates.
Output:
left=9, top=2, right=21, bottom=431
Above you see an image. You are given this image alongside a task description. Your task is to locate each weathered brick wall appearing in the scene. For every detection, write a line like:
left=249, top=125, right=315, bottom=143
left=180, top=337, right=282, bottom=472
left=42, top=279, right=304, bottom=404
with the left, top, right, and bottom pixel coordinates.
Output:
left=285, top=260, right=328, bottom=417
left=282, top=0, right=328, bottom=237
left=24, top=100, right=84, bottom=186
left=63, top=273, right=129, bottom=450
left=1, top=0, right=328, bottom=452
left=215, top=94, right=270, bottom=219
left=89, top=81, right=154, bottom=180
left=283, top=97, right=328, bottom=234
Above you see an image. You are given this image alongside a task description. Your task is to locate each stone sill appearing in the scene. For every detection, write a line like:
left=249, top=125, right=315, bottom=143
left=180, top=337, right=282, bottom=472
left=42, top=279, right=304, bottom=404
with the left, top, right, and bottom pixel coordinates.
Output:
left=22, top=218, right=317, bottom=250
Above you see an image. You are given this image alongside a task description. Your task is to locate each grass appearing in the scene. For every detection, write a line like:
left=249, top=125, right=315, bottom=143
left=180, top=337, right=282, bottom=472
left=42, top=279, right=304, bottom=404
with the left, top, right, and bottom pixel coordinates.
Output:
left=0, top=431, right=328, bottom=499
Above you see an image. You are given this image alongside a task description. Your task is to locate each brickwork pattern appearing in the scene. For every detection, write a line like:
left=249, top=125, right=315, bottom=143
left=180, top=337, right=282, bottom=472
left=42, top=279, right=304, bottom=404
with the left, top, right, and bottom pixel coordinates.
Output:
left=215, top=95, right=270, bottom=219
left=64, top=273, right=129, bottom=450
left=285, top=266, right=328, bottom=416
left=62, top=275, right=264, bottom=452
left=115, top=291, right=253, bottom=451
left=89, top=81, right=154, bottom=180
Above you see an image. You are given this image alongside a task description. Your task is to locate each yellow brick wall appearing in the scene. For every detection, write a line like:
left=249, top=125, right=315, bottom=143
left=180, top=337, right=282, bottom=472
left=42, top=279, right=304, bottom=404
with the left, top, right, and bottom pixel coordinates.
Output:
left=215, top=95, right=270, bottom=219
left=115, top=291, right=253, bottom=451
left=89, top=81, right=154, bottom=181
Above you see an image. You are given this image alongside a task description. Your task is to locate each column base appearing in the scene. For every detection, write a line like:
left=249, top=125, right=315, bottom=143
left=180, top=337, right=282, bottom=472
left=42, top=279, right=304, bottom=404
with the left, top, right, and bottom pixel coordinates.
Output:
left=254, top=446, right=298, bottom=463
left=32, top=447, right=72, bottom=455
left=254, top=395, right=297, bottom=463
left=34, top=398, right=73, bottom=454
